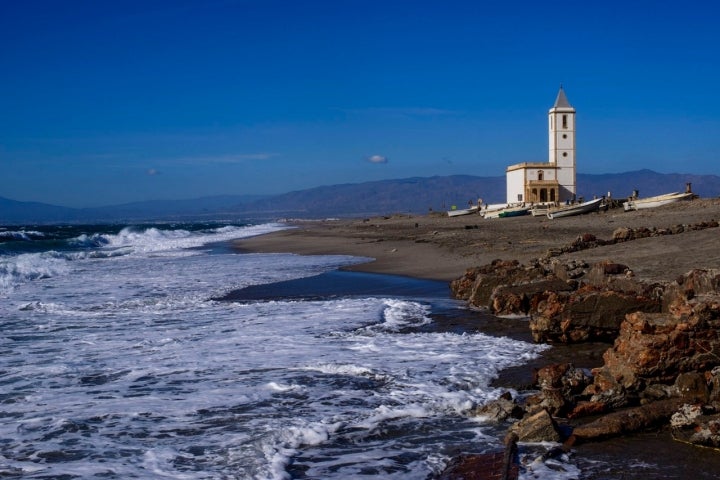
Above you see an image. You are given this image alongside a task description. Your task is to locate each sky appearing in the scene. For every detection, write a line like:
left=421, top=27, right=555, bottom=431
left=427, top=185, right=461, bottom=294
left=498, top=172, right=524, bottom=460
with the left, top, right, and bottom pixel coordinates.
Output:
left=1, top=0, right=719, bottom=207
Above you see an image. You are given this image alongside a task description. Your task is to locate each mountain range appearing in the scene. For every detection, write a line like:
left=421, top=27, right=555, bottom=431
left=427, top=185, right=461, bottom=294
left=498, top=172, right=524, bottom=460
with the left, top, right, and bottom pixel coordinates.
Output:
left=1, top=169, right=719, bottom=224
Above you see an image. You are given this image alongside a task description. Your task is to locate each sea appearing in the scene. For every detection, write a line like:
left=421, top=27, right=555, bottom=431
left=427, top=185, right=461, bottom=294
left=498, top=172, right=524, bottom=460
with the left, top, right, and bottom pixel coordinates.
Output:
left=1, top=221, right=594, bottom=479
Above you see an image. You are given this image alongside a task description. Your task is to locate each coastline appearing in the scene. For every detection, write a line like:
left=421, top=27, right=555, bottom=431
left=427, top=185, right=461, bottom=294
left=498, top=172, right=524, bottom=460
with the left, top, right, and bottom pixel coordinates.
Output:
left=235, top=199, right=720, bottom=384
left=234, top=199, right=720, bottom=478
left=235, top=198, right=720, bottom=283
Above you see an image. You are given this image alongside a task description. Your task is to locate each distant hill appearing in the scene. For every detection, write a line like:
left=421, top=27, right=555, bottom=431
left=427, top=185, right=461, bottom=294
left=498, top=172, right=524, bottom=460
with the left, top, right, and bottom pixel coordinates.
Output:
left=1, top=170, right=719, bottom=224
left=0, top=197, right=80, bottom=224
left=238, top=175, right=506, bottom=218
left=0, top=194, right=269, bottom=224
left=237, top=170, right=720, bottom=218
left=578, top=169, right=719, bottom=201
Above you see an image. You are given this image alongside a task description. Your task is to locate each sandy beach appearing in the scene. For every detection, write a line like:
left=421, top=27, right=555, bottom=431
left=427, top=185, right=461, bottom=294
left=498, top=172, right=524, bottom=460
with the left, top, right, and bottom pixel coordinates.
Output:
left=236, top=198, right=720, bottom=284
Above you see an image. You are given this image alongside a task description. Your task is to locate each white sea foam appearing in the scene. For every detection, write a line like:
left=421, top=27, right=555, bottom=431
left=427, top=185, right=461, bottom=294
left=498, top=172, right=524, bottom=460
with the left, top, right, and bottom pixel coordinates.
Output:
left=0, top=252, right=71, bottom=294
left=0, top=223, right=567, bottom=479
left=0, top=230, right=45, bottom=240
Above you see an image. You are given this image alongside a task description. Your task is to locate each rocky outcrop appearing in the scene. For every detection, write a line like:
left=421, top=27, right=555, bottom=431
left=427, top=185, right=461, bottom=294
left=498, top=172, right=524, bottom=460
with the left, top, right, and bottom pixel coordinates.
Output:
left=455, top=262, right=720, bottom=450
left=525, top=270, right=720, bottom=448
left=472, top=269, right=720, bottom=451
left=583, top=298, right=720, bottom=410
left=530, top=284, right=662, bottom=343
left=451, top=258, right=663, bottom=342
left=450, top=259, right=556, bottom=311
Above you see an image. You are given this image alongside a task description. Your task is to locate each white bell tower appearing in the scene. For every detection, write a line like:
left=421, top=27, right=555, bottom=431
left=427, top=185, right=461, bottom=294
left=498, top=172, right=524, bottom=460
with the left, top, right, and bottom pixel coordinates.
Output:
left=548, top=86, right=576, bottom=201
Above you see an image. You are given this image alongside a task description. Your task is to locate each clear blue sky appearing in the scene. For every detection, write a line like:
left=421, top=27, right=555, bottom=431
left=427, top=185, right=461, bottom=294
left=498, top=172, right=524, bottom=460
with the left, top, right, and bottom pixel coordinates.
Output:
left=1, top=0, right=718, bottom=207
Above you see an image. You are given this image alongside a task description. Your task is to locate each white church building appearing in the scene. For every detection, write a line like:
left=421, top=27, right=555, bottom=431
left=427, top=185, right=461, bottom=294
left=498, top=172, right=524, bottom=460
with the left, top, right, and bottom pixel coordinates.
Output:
left=505, top=86, right=577, bottom=205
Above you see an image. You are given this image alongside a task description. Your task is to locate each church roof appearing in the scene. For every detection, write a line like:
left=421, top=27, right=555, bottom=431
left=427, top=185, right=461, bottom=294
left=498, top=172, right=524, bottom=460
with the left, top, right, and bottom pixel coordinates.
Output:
left=553, top=86, right=572, bottom=109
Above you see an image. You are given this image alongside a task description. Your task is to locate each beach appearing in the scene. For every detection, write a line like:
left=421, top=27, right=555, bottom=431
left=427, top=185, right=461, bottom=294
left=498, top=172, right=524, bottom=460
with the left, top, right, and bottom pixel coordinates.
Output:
left=236, top=198, right=720, bottom=283
left=235, top=197, right=720, bottom=478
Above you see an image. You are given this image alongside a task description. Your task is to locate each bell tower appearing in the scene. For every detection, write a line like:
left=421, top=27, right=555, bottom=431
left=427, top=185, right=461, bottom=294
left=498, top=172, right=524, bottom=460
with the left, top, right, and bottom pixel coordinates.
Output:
left=548, top=85, right=576, bottom=201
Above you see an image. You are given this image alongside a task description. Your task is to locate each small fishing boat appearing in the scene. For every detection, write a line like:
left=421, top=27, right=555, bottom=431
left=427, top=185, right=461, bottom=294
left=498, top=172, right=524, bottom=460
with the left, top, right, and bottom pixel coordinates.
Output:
left=623, top=192, right=693, bottom=211
left=480, top=204, right=508, bottom=218
left=547, top=197, right=604, bottom=219
left=447, top=205, right=480, bottom=217
left=530, top=203, right=556, bottom=216
left=485, top=204, right=529, bottom=219
left=498, top=206, right=530, bottom=218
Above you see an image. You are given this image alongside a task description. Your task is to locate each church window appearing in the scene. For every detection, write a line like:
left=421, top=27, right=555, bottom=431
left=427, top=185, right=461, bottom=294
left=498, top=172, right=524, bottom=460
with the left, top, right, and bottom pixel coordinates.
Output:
left=562, top=152, right=568, bottom=157
left=562, top=115, right=568, bottom=129
left=537, top=170, right=544, bottom=181
left=562, top=134, right=567, bottom=139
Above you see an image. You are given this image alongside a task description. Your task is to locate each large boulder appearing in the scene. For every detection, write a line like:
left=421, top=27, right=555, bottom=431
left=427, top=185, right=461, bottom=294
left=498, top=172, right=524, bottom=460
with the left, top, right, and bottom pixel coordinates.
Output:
left=529, top=285, right=661, bottom=343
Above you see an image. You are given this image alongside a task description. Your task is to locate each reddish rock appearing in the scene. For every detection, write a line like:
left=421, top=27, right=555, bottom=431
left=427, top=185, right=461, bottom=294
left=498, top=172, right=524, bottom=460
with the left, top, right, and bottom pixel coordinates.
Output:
left=529, top=288, right=661, bottom=343
left=581, top=271, right=720, bottom=410
left=569, top=400, right=607, bottom=418
left=571, top=398, right=684, bottom=442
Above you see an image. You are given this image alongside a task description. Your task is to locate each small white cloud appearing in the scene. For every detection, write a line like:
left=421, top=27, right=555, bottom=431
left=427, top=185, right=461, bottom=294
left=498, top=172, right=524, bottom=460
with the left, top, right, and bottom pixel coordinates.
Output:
left=367, top=154, right=388, bottom=164
left=146, top=168, right=160, bottom=175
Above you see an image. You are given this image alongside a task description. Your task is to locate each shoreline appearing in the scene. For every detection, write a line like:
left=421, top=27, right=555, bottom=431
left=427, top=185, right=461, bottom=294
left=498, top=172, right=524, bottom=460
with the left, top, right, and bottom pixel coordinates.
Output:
left=234, top=199, right=720, bottom=478
left=235, top=221, right=474, bottom=282
left=236, top=198, right=720, bottom=283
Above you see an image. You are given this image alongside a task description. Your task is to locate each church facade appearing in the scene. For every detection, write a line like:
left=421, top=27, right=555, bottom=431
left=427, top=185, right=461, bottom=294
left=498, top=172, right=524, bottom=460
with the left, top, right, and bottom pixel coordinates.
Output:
left=506, top=87, right=577, bottom=204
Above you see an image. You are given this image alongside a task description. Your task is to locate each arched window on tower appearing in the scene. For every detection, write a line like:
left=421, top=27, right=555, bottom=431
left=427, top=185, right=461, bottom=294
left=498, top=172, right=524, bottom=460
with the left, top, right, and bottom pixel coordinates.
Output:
left=562, top=115, right=568, bottom=129
left=537, top=170, right=544, bottom=181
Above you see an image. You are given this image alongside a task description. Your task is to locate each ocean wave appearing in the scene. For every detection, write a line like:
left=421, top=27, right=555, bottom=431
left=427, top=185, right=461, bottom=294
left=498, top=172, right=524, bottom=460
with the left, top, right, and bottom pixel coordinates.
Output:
left=0, top=252, right=71, bottom=295
left=70, top=223, right=289, bottom=256
left=351, top=298, right=433, bottom=335
left=0, top=230, right=46, bottom=241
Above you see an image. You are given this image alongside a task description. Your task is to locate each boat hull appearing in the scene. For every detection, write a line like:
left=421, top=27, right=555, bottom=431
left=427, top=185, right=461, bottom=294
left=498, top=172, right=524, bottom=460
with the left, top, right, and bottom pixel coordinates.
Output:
left=497, top=208, right=530, bottom=218
left=547, top=198, right=604, bottom=219
left=623, top=192, right=693, bottom=211
left=447, top=206, right=479, bottom=217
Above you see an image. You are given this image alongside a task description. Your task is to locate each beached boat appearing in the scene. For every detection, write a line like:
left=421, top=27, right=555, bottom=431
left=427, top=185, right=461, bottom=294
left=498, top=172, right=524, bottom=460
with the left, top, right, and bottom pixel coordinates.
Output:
left=447, top=205, right=480, bottom=217
left=498, top=206, right=530, bottom=218
left=530, top=203, right=556, bottom=217
left=547, top=197, right=604, bottom=219
left=622, top=192, right=693, bottom=212
left=479, top=204, right=507, bottom=218
left=485, top=204, right=529, bottom=219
